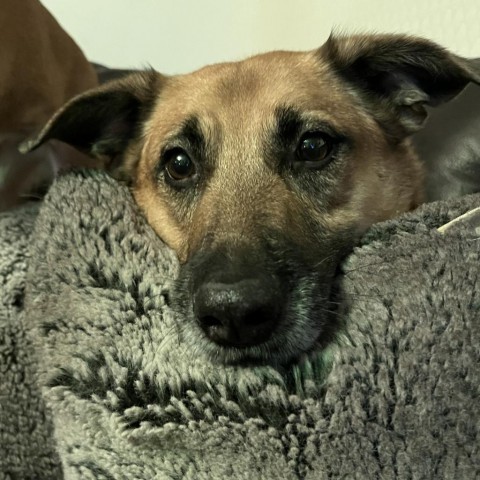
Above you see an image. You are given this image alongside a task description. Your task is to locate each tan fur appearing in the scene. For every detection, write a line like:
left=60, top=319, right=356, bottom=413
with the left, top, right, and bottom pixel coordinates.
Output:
left=0, top=0, right=98, bottom=210
left=24, top=33, right=477, bottom=264
left=0, top=0, right=98, bottom=132
left=128, top=49, right=423, bottom=261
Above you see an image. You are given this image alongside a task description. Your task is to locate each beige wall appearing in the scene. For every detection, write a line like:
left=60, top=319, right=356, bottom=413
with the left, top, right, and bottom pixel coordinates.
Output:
left=42, top=0, right=480, bottom=74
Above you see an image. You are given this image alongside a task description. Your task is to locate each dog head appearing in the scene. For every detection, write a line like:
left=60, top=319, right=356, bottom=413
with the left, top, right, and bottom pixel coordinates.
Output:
left=23, top=34, right=480, bottom=365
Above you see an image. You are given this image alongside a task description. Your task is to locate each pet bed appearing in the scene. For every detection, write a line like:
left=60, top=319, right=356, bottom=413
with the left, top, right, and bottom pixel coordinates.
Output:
left=1, top=170, right=479, bottom=479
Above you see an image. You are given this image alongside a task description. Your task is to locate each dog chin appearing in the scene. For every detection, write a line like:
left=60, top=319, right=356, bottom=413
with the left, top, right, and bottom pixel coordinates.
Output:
left=184, top=330, right=321, bottom=367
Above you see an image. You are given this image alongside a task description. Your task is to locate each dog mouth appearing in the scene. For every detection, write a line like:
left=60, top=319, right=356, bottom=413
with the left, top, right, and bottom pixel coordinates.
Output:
left=171, top=267, right=342, bottom=367
left=167, top=229, right=350, bottom=366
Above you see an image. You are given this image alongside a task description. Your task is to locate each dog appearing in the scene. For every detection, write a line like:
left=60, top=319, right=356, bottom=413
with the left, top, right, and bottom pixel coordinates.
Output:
left=0, top=0, right=98, bottom=210
left=22, top=34, right=480, bottom=366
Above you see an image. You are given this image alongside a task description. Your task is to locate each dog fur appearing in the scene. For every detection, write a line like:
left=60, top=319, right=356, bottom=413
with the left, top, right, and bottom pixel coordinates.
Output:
left=0, top=0, right=97, bottom=210
left=23, top=34, right=480, bottom=365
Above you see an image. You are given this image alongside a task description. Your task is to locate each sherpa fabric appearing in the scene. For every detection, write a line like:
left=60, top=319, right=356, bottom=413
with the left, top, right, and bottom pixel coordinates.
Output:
left=1, top=170, right=479, bottom=479
left=0, top=203, right=63, bottom=479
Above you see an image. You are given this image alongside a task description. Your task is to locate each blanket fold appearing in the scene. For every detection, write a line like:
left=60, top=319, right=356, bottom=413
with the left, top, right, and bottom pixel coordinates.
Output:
left=1, top=169, right=479, bottom=479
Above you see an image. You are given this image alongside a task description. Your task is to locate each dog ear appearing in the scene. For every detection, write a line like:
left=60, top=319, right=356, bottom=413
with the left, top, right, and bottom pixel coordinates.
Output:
left=20, top=70, right=163, bottom=179
left=322, top=34, right=480, bottom=139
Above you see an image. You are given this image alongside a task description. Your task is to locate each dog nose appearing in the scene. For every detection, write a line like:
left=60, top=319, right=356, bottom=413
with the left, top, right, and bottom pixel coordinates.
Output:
left=193, top=277, right=281, bottom=348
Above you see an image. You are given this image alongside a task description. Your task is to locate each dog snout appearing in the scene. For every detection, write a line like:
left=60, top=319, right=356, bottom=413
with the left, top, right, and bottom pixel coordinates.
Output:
left=193, top=276, right=281, bottom=348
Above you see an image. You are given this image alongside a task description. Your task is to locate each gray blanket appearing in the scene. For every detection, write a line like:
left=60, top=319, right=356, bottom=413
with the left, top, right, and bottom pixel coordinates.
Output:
left=1, top=170, right=479, bottom=479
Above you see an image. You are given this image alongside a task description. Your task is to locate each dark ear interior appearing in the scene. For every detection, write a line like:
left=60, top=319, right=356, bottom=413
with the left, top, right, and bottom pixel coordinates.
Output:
left=322, top=34, right=480, bottom=138
left=20, top=70, right=162, bottom=175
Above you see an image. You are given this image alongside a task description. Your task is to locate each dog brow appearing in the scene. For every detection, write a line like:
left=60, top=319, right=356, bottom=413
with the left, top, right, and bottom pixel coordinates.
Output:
left=275, top=106, right=304, bottom=147
left=176, top=116, right=207, bottom=157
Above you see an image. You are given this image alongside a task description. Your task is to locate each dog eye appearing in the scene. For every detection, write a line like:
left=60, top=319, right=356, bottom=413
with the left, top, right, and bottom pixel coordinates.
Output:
left=164, top=148, right=196, bottom=181
left=296, top=132, right=333, bottom=166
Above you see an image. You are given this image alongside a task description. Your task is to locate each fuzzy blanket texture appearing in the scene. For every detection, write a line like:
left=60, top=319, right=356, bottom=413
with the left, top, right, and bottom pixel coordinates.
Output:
left=1, top=170, right=479, bottom=479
